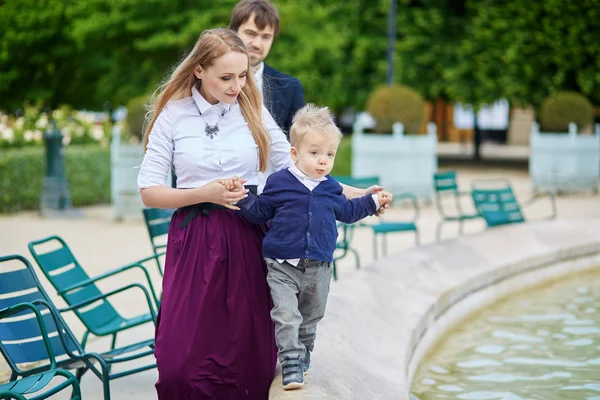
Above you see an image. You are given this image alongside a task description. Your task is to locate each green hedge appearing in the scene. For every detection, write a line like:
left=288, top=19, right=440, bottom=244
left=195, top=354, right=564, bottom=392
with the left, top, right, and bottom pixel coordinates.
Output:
left=331, top=135, right=352, bottom=176
left=0, top=139, right=351, bottom=214
left=0, top=145, right=110, bottom=213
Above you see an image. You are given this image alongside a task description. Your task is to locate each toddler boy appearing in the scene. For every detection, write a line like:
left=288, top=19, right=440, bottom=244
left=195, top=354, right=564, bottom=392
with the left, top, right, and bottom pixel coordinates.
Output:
left=235, top=104, right=391, bottom=389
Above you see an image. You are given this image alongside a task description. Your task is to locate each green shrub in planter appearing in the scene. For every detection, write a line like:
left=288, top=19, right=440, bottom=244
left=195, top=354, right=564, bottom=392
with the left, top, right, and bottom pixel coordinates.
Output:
left=539, top=91, right=594, bottom=132
left=365, top=85, right=425, bottom=134
left=126, top=96, right=149, bottom=141
left=0, top=145, right=110, bottom=213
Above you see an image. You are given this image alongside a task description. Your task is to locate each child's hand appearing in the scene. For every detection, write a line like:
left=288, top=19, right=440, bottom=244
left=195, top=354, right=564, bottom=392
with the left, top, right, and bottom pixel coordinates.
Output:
left=377, top=191, right=393, bottom=207
left=220, top=176, right=248, bottom=206
left=221, top=176, right=247, bottom=192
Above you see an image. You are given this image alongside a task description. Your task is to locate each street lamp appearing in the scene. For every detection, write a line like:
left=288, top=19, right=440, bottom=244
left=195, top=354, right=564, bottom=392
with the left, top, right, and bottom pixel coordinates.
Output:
left=386, top=0, right=398, bottom=85
left=40, top=119, right=82, bottom=217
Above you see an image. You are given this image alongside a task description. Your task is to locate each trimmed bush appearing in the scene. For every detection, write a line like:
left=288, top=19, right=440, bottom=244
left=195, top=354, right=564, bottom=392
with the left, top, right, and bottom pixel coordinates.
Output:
left=365, top=85, right=425, bottom=133
left=539, top=91, right=594, bottom=132
left=66, top=146, right=111, bottom=206
left=0, top=145, right=110, bottom=213
left=126, top=96, right=149, bottom=140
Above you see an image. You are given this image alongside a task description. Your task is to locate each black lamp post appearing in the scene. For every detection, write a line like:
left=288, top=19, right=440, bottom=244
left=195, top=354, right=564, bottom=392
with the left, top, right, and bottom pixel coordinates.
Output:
left=40, top=119, right=81, bottom=217
left=386, top=0, right=398, bottom=85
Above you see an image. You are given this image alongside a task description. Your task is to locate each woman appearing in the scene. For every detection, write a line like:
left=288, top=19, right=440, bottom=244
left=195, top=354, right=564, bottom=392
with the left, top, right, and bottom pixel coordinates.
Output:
left=138, top=28, right=384, bottom=399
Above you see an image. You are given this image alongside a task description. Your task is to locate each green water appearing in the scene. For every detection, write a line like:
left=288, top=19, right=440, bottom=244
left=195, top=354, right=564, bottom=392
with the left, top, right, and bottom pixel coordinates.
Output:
left=411, top=269, right=600, bottom=400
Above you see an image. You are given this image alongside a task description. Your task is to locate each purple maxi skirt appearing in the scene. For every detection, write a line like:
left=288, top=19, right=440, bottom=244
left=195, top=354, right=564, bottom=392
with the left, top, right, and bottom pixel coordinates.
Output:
left=154, top=208, right=277, bottom=399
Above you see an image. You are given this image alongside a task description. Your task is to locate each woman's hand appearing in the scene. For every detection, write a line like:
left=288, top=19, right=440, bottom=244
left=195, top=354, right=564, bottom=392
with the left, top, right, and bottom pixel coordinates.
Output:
left=202, top=176, right=248, bottom=210
left=365, top=185, right=383, bottom=195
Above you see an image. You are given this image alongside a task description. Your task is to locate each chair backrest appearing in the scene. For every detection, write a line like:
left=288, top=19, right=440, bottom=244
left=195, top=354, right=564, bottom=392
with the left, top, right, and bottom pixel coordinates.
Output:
left=471, top=185, right=525, bottom=227
left=433, top=171, right=459, bottom=193
left=28, top=236, right=121, bottom=332
left=142, top=208, right=174, bottom=253
left=333, top=175, right=380, bottom=189
left=0, top=255, right=80, bottom=371
left=433, top=170, right=464, bottom=217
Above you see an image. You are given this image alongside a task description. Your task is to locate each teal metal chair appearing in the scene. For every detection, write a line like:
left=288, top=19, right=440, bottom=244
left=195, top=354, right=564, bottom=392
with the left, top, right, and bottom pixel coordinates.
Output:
left=370, top=192, right=419, bottom=259
left=0, top=303, right=81, bottom=400
left=470, top=179, right=557, bottom=228
left=330, top=176, right=380, bottom=279
left=334, top=175, right=420, bottom=260
left=0, top=254, right=157, bottom=400
left=142, top=207, right=174, bottom=276
left=433, top=170, right=481, bottom=241
left=28, top=236, right=161, bottom=353
left=0, top=368, right=80, bottom=400
left=333, top=223, right=360, bottom=281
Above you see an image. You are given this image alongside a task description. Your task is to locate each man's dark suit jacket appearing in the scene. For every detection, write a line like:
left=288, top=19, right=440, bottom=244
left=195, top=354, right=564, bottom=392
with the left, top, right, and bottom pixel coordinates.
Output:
left=262, top=64, right=305, bottom=138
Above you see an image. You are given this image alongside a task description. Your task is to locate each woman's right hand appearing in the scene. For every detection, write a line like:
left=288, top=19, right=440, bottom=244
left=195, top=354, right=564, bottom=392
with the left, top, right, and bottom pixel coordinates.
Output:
left=200, top=177, right=248, bottom=210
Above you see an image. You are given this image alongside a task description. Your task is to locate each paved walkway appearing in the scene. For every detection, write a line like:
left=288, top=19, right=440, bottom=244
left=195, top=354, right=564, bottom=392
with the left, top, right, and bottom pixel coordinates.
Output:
left=1, top=166, right=598, bottom=399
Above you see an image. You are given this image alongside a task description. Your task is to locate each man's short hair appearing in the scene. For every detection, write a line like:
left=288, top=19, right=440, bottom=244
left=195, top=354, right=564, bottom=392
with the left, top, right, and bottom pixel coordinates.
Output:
left=229, top=0, right=280, bottom=36
left=290, top=104, right=343, bottom=147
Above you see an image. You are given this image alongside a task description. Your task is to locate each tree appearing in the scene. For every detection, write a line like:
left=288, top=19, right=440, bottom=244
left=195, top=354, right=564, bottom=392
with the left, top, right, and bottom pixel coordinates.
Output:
left=395, top=0, right=600, bottom=159
left=1, top=0, right=391, bottom=114
left=0, top=0, right=97, bottom=109
left=67, top=0, right=236, bottom=106
left=397, top=0, right=600, bottom=106
left=395, top=0, right=468, bottom=101
left=271, top=0, right=389, bottom=112
left=2, top=0, right=597, bottom=122
left=459, top=0, right=600, bottom=106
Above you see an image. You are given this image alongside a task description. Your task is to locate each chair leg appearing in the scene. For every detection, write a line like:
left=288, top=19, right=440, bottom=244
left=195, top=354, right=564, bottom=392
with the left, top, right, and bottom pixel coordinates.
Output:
left=103, top=373, right=111, bottom=400
left=81, top=330, right=90, bottom=350
left=155, top=251, right=164, bottom=278
left=349, top=248, right=360, bottom=269
left=459, top=219, right=465, bottom=235
left=373, top=233, right=378, bottom=260
left=105, top=333, right=118, bottom=374
left=110, top=333, right=117, bottom=351
left=73, top=368, right=87, bottom=398
left=93, top=355, right=112, bottom=400
left=332, top=260, right=338, bottom=281
left=75, top=367, right=87, bottom=383
left=71, top=379, right=82, bottom=400
left=415, top=229, right=420, bottom=246
left=382, top=234, right=388, bottom=257
left=436, top=220, right=444, bottom=242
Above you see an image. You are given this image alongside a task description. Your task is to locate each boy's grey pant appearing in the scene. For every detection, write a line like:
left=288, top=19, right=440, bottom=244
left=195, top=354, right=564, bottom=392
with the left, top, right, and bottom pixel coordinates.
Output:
left=265, top=258, right=334, bottom=361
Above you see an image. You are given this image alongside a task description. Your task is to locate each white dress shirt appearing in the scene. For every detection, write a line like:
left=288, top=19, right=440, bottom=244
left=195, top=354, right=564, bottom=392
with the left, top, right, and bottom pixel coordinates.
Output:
left=137, top=86, right=292, bottom=191
left=276, top=164, right=380, bottom=267
left=253, top=62, right=265, bottom=98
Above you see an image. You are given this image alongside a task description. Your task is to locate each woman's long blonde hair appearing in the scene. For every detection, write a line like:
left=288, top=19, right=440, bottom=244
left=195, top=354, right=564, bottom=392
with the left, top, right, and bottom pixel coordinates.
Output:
left=143, top=28, right=270, bottom=171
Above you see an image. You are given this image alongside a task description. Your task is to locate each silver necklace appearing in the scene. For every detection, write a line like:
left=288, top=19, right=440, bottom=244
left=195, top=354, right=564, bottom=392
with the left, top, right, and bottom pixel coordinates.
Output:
left=193, top=100, right=225, bottom=139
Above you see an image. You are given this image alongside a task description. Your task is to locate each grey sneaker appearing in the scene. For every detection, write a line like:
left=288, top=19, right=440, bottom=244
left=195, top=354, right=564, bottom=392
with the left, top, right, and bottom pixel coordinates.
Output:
left=282, top=355, right=304, bottom=390
left=303, top=349, right=311, bottom=375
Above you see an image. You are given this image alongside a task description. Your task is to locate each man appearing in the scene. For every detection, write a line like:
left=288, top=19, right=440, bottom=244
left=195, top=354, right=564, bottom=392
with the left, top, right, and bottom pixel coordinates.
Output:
left=229, top=0, right=305, bottom=138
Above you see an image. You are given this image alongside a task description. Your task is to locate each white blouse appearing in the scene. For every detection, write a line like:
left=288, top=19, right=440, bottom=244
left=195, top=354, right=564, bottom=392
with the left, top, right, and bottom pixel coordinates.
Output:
left=137, top=86, right=292, bottom=191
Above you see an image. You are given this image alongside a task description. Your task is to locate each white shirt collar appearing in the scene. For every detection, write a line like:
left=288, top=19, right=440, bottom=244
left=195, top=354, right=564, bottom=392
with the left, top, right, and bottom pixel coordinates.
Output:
left=191, top=85, right=232, bottom=115
left=253, top=62, right=265, bottom=96
left=254, top=62, right=265, bottom=80
left=289, top=163, right=328, bottom=183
